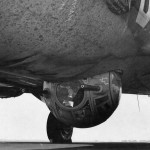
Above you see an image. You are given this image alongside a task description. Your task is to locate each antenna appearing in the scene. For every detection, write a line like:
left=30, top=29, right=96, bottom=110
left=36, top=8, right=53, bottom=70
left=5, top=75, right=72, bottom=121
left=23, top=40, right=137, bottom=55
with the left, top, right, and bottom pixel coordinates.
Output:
left=137, top=95, right=141, bottom=112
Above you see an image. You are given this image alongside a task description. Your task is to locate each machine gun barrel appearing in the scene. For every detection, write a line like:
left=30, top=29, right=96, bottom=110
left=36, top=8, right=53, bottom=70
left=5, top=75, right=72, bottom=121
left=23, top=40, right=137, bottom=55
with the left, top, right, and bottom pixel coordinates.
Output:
left=81, top=84, right=101, bottom=91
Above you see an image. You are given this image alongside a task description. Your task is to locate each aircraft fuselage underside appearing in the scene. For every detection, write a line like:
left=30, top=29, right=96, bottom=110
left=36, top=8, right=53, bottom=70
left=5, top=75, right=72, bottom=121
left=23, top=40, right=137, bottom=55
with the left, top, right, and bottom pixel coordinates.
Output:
left=0, top=0, right=150, bottom=95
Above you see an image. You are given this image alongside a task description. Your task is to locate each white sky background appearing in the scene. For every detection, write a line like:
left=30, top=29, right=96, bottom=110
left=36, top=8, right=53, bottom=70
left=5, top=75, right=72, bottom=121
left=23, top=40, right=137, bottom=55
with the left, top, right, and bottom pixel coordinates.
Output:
left=0, top=94, right=150, bottom=142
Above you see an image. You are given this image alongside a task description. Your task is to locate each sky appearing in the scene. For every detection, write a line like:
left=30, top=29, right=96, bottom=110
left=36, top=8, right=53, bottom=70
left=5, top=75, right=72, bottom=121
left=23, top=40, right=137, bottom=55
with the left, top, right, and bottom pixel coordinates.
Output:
left=0, top=93, right=150, bottom=142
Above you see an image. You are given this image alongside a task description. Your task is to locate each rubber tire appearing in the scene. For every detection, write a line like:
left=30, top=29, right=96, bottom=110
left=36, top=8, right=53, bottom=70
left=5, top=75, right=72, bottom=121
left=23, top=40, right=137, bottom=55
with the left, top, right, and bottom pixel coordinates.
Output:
left=46, top=113, right=73, bottom=143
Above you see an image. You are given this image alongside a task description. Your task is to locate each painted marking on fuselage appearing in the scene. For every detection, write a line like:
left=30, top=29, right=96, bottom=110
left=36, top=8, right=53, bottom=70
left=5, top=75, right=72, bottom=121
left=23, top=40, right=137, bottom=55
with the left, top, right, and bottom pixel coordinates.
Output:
left=136, top=0, right=150, bottom=28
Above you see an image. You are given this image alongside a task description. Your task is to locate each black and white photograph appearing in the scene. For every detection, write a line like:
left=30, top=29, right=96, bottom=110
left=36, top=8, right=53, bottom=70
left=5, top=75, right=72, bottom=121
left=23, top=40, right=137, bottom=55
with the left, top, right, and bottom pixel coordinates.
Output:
left=0, top=0, right=150, bottom=149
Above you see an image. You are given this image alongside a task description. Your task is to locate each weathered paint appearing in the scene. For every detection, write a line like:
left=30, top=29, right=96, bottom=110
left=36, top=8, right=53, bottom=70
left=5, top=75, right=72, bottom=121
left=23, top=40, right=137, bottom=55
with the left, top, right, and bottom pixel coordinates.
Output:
left=0, top=0, right=150, bottom=94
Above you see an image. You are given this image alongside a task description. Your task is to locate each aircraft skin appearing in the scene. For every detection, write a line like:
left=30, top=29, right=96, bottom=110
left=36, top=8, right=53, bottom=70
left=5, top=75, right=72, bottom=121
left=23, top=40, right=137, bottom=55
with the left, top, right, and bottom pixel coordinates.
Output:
left=0, top=0, right=150, bottom=95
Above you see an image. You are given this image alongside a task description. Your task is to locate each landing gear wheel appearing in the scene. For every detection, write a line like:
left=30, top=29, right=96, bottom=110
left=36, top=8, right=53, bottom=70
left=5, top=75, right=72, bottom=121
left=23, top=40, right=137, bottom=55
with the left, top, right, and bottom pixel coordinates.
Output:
left=46, top=113, right=73, bottom=143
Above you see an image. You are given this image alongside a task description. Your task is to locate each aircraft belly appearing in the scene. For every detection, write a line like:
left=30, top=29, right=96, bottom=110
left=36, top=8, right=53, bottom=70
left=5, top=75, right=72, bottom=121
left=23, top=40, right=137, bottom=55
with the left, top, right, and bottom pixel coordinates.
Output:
left=0, top=0, right=150, bottom=93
